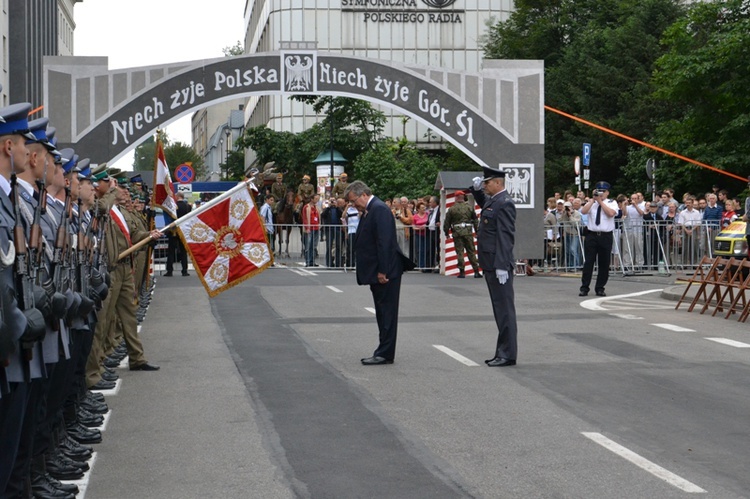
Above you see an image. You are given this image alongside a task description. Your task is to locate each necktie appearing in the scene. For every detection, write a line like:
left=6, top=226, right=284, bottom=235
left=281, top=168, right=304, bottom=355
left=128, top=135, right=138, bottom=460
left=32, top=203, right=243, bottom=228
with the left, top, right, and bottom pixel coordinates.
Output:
left=595, top=204, right=601, bottom=226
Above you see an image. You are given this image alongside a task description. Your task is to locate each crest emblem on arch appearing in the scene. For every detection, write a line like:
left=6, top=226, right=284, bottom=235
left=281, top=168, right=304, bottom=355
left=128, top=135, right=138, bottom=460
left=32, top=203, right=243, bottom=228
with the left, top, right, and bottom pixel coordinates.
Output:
left=421, top=0, right=457, bottom=8
left=282, top=52, right=316, bottom=93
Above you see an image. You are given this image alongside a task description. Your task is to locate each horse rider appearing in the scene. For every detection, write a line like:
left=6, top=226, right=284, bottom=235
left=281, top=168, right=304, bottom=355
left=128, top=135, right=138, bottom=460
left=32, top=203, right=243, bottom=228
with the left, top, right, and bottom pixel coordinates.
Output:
left=271, top=173, right=287, bottom=211
left=331, top=172, right=350, bottom=199
left=297, top=174, right=315, bottom=201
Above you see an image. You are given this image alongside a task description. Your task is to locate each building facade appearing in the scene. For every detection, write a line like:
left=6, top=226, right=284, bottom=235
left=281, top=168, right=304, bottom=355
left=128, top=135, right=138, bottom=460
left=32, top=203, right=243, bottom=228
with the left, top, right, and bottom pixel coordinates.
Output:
left=0, top=0, right=79, bottom=108
left=240, top=0, right=515, bottom=165
left=192, top=101, right=246, bottom=180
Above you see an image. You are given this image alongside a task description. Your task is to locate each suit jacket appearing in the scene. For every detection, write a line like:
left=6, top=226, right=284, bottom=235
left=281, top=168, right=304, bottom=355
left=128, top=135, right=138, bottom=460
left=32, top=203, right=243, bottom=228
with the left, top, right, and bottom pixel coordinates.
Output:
left=471, top=188, right=516, bottom=272
left=354, top=196, right=404, bottom=285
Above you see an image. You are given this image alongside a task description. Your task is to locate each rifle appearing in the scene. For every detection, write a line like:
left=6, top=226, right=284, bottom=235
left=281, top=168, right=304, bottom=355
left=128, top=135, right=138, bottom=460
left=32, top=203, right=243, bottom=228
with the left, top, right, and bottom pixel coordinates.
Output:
left=10, top=167, right=35, bottom=364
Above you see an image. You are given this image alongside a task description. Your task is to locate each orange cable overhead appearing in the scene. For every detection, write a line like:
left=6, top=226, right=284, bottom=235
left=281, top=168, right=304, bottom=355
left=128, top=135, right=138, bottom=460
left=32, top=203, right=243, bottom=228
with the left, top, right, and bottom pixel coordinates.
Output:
left=28, top=105, right=44, bottom=117
left=544, top=105, right=747, bottom=182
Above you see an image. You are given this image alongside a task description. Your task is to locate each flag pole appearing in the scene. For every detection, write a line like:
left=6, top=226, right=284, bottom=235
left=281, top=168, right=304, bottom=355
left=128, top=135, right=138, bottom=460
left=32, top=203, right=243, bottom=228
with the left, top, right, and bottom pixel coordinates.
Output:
left=117, top=176, right=257, bottom=261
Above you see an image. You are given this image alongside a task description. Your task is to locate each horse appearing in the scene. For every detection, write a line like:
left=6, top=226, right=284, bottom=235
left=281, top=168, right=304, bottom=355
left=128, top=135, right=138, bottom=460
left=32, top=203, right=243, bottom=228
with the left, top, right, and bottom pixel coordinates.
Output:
left=274, top=188, right=297, bottom=258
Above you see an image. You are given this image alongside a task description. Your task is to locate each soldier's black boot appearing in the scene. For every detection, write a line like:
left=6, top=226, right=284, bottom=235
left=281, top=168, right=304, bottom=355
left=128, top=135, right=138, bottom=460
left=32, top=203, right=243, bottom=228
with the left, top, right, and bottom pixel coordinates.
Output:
left=457, top=270, right=465, bottom=278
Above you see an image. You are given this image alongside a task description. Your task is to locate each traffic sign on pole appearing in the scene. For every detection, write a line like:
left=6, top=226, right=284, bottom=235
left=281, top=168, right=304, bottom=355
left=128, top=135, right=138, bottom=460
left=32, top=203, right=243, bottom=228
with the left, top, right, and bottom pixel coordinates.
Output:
left=175, top=163, right=195, bottom=184
left=582, top=143, right=591, bottom=167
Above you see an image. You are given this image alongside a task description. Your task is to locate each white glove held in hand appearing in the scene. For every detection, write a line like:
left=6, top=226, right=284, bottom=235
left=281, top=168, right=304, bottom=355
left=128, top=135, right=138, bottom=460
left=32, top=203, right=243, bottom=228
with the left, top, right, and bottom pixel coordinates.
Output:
left=472, top=176, right=483, bottom=190
left=496, top=269, right=509, bottom=285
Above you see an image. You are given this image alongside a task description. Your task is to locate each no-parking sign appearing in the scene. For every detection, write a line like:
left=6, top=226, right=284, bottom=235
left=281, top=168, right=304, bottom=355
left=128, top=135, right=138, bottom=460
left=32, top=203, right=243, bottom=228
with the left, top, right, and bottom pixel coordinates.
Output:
left=175, top=163, right=195, bottom=183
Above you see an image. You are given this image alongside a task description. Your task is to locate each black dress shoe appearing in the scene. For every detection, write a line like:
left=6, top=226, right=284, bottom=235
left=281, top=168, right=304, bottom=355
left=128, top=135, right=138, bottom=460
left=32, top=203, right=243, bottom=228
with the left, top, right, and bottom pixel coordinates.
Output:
left=130, top=362, right=160, bottom=371
left=361, top=356, right=393, bottom=365
left=474, top=272, right=483, bottom=278
left=101, top=370, right=119, bottom=382
left=52, top=450, right=89, bottom=472
left=80, top=398, right=108, bottom=415
left=44, top=472, right=79, bottom=495
left=579, top=291, right=588, bottom=297
left=46, top=454, right=85, bottom=480
left=31, top=472, right=76, bottom=499
left=164, top=272, right=173, bottom=276
left=485, top=357, right=517, bottom=367
left=595, top=290, right=607, bottom=297
left=67, top=423, right=102, bottom=445
left=61, top=435, right=93, bottom=458
left=89, top=379, right=116, bottom=391
left=87, top=390, right=106, bottom=403
left=103, top=357, right=121, bottom=368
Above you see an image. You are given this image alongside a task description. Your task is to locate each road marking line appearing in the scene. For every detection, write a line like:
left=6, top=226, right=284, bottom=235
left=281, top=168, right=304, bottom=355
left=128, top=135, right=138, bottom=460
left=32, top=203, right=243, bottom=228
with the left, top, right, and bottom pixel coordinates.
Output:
left=432, top=345, right=480, bottom=366
left=705, top=337, right=750, bottom=348
left=609, top=313, right=643, bottom=320
left=365, top=307, right=376, bottom=314
left=137, top=325, right=142, bottom=333
left=581, top=432, right=706, bottom=493
left=99, top=411, right=112, bottom=431
left=651, top=323, right=695, bottom=332
left=580, top=289, right=663, bottom=311
left=326, top=285, right=343, bottom=293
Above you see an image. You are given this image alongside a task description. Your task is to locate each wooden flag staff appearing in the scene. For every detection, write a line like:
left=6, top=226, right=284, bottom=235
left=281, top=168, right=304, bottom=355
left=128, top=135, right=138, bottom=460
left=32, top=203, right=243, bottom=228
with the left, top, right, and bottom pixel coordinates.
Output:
left=117, top=170, right=260, bottom=261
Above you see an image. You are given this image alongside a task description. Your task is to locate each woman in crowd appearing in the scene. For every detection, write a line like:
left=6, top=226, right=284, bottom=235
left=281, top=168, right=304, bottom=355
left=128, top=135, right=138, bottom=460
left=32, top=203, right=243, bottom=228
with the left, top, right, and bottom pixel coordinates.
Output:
left=412, top=201, right=429, bottom=269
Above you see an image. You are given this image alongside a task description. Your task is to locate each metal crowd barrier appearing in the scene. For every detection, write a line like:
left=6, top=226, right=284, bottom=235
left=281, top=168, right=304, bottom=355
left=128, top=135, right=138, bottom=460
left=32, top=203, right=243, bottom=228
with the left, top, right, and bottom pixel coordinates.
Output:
left=264, top=223, right=442, bottom=270
left=538, top=220, right=727, bottom=275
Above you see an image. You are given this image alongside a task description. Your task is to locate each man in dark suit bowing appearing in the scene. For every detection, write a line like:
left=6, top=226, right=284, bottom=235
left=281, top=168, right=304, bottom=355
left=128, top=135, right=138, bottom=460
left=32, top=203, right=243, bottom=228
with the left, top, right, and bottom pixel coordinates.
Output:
left=345, top=181, right=404, bottom=365
left=468, top=166, right=518, bottom=367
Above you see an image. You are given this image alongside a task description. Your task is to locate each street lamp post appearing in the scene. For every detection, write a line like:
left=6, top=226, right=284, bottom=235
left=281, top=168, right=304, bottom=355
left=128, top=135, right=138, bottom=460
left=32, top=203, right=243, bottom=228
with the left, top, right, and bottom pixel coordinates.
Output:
left=329, top=114, right=334, bottom=196
left=225, top=128, right=232, bottom=180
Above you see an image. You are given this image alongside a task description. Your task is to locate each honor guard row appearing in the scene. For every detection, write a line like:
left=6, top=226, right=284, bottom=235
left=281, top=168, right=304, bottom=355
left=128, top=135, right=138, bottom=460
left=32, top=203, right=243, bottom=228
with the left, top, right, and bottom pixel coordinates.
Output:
left=0, top=101, right=162, bottom=498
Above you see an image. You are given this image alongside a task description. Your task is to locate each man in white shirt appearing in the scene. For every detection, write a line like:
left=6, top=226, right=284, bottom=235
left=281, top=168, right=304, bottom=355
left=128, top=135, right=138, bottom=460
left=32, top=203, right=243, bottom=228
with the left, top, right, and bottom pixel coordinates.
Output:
left=260, top=195, right=275, bottom=254
left=677, top=196, right=702, bottom=265
left=580, top=181, right=618, bottom=297
left=623, top=192, right=645, bottom=270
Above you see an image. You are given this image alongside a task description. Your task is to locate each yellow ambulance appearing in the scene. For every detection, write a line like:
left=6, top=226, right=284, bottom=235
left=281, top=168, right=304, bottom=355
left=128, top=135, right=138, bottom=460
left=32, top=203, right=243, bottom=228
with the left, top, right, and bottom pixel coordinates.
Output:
left=713, top=221, right=748, bottom=257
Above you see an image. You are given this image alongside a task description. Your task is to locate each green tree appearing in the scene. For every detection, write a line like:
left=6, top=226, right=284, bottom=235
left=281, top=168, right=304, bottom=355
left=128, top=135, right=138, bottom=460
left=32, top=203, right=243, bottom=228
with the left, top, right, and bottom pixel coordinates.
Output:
left=133, top=136, right=157, bottom=170
left=222, top=149, right=247, bottom=181
left=483, top=0, right=684, bottom=195
left=645, top=0, right=750, bottom=194
left=354, top=141, right=440, bottom=200
left=222, top=41, right=244, bottom=57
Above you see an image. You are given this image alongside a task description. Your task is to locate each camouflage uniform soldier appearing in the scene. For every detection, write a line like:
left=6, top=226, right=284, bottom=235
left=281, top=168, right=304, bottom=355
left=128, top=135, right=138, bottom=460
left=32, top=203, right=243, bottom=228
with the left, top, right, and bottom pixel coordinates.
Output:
left=330, top=172, right=349, bottom=199
left=297, top=174, right=315, bottom=201
left=443, top=190, right=482, bottom=278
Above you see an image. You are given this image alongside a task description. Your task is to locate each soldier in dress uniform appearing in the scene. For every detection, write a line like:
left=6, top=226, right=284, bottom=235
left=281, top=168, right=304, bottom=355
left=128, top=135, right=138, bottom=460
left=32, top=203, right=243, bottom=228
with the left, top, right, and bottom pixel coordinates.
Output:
left=331, top=172, right=349, bottom=199
left=0, top=103, right=48, bottom=497
left=443, top=190, right=482, bottom=278
left=468, top=167, right=518, bottom=368
left=270, top=173, right=287, bottom=210
left=93, top=174, right=161, bottom=379
left=297, top=174, right=315, bottom=201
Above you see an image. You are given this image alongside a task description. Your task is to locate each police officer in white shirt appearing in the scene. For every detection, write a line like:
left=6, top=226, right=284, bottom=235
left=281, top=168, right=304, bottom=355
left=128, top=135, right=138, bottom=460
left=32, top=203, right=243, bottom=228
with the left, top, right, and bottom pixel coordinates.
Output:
left=580, top=181, right=618, bottom=297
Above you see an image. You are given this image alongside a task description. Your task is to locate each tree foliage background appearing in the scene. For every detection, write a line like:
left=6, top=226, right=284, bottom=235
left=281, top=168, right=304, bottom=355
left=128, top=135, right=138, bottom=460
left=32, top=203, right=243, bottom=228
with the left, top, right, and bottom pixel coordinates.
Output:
left=484, top=0, right=750, bottom=199
left=132, top=132, right=205, bottom=179
left=237, top=96, right=459, bottom=198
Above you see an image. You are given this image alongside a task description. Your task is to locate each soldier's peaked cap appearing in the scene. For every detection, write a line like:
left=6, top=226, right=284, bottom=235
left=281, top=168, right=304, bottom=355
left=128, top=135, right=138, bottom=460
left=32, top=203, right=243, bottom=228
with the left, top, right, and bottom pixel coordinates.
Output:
left=0, top=103, right=36, bottom=140
left=480, top=166, right=505, bottom=181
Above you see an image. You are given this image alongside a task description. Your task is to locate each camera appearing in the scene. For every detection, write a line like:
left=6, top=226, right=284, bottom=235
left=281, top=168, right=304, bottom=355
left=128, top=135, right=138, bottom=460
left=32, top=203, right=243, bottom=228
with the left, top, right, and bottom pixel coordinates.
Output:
left=593, top=190, right=601, bottom=197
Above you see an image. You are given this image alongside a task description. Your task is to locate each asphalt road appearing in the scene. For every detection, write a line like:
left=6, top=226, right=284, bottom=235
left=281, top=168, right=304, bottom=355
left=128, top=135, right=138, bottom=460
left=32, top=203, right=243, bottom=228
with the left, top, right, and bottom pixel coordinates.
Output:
left=87, top=267, right=750, bottom=498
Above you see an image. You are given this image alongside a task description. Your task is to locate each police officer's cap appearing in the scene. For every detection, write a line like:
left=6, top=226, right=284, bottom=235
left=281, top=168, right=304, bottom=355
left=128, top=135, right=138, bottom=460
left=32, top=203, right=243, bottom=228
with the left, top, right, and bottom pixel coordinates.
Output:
left=480, top=166, right=505, bottom=181
left=0, top=103, right=36, bottom=140
left=130, top=174, right=143, bottom=184
left=65, top=154, right=79, bottom=175
left=28, top=118, right=59, bottom=154
left=58, top=148, right=75, bottom=168
left=594, top=181, right=611, bottom=191
left=77, top=163, right=92, bottom=181
left=74, top=158, right=90, bottom=174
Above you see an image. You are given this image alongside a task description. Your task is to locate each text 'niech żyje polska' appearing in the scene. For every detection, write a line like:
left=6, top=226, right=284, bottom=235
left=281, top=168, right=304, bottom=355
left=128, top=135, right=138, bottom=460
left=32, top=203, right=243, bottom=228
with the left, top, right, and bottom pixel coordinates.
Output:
left=110, top=67, right=279, bottom=146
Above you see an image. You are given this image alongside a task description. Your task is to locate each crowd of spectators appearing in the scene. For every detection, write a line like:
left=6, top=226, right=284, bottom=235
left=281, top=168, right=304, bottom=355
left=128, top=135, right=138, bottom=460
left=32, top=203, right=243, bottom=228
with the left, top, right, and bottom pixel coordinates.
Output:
left=539, top=185, right=746, bottom=272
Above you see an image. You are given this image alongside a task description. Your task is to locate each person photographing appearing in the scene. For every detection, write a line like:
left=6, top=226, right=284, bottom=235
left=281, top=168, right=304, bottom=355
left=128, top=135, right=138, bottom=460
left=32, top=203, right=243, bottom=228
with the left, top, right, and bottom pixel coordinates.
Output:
left=579, top=181, right=618, bottom=297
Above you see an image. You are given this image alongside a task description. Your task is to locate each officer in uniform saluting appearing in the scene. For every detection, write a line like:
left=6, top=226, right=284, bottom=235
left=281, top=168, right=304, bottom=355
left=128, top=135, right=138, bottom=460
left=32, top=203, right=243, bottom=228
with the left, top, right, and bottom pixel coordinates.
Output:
left=469, top=167, right=518, bottom=367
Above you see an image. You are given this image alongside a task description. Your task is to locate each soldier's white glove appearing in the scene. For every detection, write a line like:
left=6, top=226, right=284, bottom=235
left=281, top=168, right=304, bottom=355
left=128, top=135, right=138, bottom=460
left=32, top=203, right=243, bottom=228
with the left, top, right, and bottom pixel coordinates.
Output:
left=496, top=269, right=509, bottom=285
left=472, top=176, right=483, bottom=190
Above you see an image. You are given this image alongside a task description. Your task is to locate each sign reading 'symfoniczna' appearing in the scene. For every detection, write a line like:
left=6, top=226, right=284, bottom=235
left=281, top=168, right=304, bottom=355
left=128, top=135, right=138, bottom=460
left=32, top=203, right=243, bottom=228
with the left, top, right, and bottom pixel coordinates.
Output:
left=341, top=0, right=463, bottom=23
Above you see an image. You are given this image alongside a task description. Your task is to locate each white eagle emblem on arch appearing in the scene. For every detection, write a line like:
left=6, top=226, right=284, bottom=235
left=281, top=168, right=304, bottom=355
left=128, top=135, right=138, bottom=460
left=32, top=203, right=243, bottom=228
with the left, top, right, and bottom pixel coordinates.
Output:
left=284, top=55, right=313, bottom=92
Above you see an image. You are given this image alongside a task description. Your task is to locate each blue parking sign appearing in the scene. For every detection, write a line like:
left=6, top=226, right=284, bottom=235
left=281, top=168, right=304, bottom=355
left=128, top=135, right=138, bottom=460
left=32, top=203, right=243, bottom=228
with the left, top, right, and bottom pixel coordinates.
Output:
left=582, top=143, right=591, bottom=167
